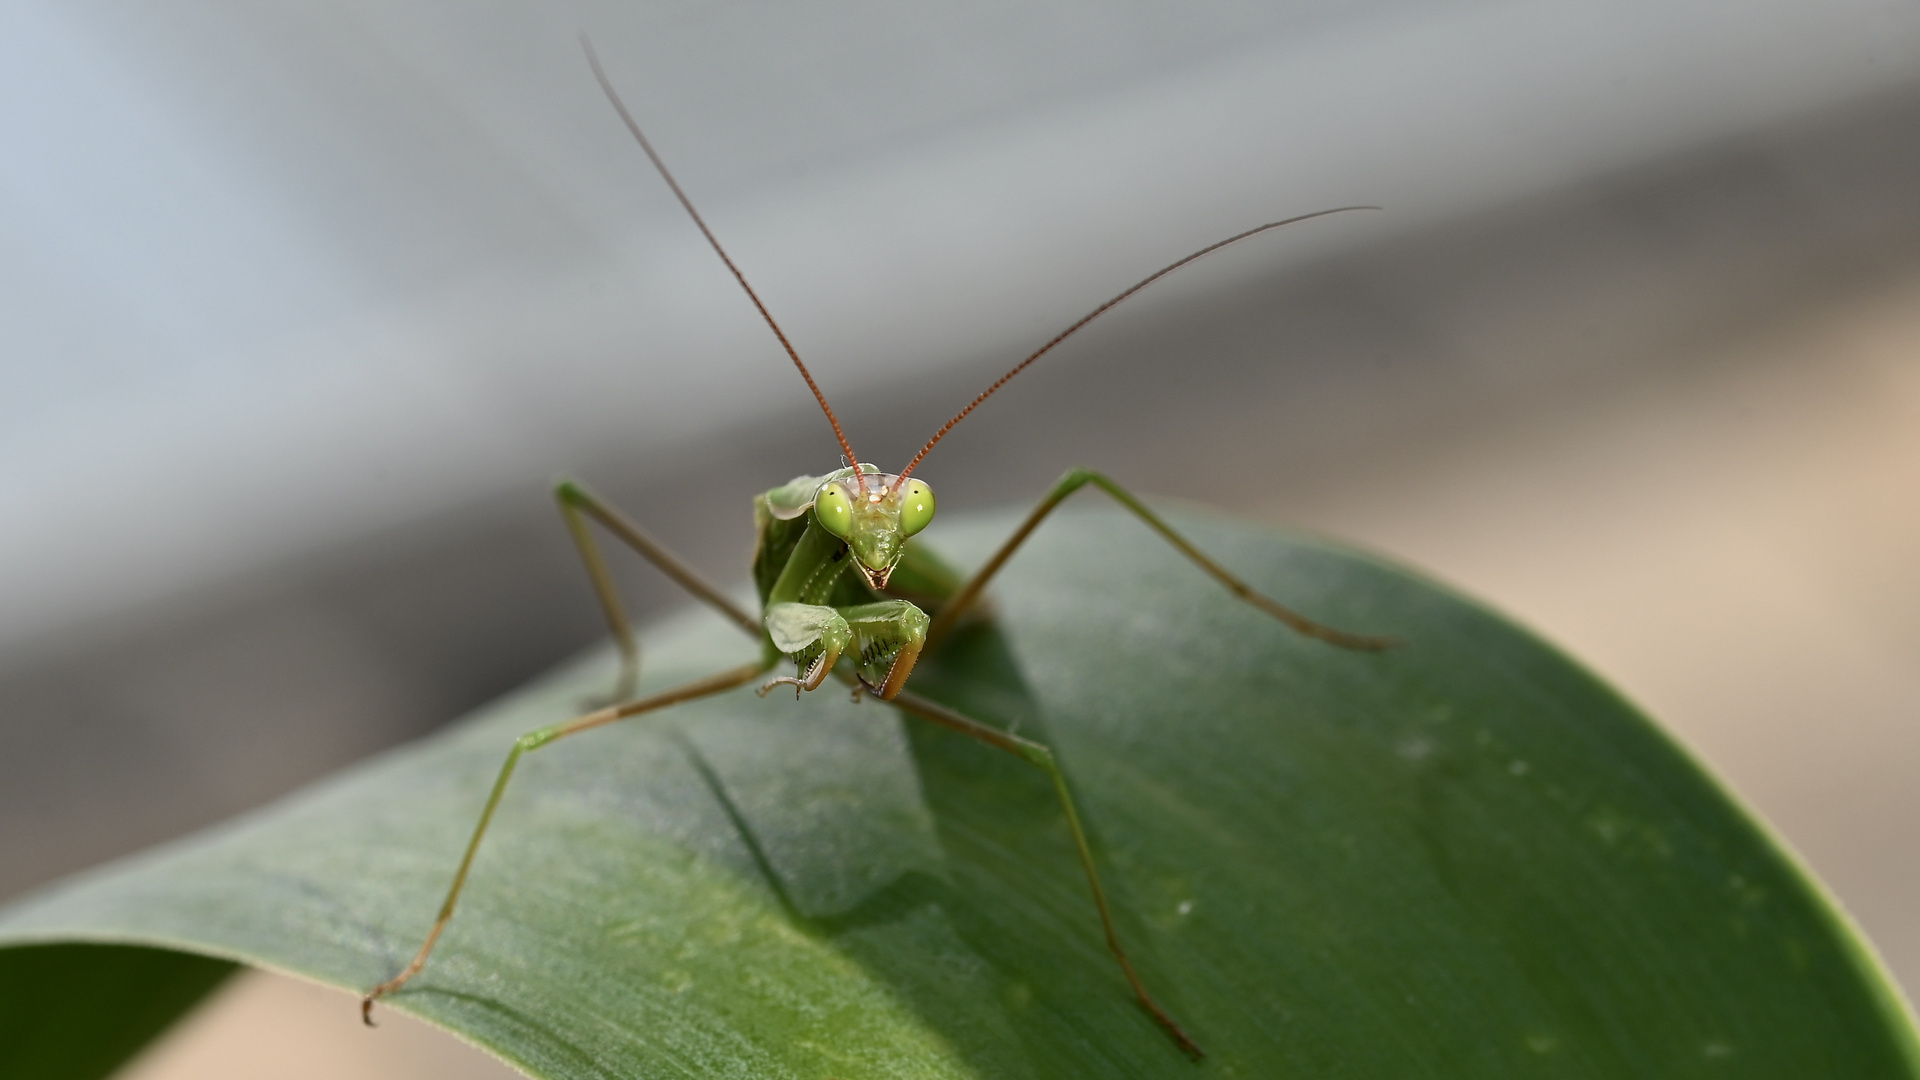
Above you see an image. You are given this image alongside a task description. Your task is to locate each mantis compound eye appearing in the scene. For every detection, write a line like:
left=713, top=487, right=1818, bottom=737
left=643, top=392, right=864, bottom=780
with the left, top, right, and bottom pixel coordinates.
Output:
left=898, top=478, right=935, bottom=537
left=815, top=483, right=853, bottom=539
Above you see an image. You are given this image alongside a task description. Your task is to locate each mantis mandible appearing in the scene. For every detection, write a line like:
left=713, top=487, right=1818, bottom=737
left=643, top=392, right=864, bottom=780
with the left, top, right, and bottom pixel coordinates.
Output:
left=361, top=40, right=1390, bottom=1057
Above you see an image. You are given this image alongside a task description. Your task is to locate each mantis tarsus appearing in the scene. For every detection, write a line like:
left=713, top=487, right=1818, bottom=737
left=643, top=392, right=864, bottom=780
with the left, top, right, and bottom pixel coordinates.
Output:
left=361, top=40, right=1389, bottom=1058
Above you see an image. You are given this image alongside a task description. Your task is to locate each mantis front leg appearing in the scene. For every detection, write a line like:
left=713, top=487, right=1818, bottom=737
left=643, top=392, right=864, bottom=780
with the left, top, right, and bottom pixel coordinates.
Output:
left=885, top=687, right=1204, bottom=1058
left=362, top=658, right=771, bottom=1023
left=762, top=599, right=930, bottom=698
left=926, top=467, right=1393, bottom=651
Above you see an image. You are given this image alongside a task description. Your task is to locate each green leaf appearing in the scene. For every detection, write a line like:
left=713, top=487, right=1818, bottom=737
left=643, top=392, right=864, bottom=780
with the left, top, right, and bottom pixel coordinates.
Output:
left=2, top=508, right=1915, bottom=1078
left=0, top=945, right=233, bottom=1080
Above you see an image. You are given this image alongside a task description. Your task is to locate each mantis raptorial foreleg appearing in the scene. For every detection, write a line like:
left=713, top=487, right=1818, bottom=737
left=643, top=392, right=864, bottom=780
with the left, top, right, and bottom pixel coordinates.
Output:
left=362, top=658, right=772, bottom=1023
left=884, top=687, right=1203, bottom=1058
left=926, top=468, right=1394, bottom=652
left=556, top=480, right=762, bottom=699
left=760, top=602, right=852, bottom=694
left=760, top=598, right=931, bottom=698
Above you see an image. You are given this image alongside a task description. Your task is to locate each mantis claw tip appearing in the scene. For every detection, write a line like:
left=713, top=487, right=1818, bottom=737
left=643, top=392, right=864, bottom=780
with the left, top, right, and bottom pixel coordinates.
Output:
left=1150, top=1010, right=1204, bottom=1059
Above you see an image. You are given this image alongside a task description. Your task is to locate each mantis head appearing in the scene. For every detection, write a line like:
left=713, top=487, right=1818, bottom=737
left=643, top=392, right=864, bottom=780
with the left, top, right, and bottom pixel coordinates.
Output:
left=813, top=471, right=935, bottom=589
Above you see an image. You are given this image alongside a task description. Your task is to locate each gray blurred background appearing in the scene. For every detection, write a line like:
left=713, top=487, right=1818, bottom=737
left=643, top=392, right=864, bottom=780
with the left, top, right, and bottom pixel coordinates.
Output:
left=2, top=1, right=1917, bottom=1075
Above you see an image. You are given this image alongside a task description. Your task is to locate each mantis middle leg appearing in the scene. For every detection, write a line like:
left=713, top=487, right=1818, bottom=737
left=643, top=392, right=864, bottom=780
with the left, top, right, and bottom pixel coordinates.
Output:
left=926, top=467, right=1393, bottom=651
left=886, top=687, right=1203, bottom=1058
left=556, top=479, right=762, bottom=700
left=362, top=658, right=771, bottom=1023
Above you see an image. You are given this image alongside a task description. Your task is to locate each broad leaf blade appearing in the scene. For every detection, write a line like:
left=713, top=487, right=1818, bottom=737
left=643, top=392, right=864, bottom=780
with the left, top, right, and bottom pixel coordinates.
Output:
left=0, top=945, right=233, bottom=1080
left=0, top=509, right=1913, bottom=1078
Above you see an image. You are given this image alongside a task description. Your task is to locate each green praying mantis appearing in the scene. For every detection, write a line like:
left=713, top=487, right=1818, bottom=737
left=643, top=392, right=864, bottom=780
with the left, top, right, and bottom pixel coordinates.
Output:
left=361, top=41, right=1390, bottom=1058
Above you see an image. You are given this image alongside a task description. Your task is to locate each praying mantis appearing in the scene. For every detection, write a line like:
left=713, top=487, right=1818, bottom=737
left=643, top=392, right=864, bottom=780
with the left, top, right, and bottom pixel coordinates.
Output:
left=360, top=41, right=1390, bottom=1058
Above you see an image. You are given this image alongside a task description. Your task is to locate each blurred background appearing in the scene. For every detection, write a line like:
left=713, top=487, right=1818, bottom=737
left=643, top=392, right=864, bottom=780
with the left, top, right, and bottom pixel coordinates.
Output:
left=2, top=1, right=1917, bottom=1075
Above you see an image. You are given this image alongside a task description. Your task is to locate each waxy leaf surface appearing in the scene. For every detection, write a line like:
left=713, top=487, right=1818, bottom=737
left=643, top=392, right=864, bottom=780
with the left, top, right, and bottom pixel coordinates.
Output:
left=2, top=509, right=1915, bottom=1078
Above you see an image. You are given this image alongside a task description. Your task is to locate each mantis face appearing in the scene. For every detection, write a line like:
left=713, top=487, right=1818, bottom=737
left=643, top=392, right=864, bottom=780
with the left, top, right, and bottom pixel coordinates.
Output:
left=813, top=471, right=935, bottom=589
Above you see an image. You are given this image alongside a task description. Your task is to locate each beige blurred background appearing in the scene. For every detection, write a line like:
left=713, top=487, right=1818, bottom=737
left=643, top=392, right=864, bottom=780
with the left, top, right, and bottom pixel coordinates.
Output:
left=0, top=2, right=1915, bottom=1077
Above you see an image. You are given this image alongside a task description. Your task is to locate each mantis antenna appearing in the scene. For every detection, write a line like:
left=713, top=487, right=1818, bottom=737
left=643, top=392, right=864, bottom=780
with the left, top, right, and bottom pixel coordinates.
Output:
left=895, top=206, right=1379, bottom=482
left=583, top=37, right=869, bottom=492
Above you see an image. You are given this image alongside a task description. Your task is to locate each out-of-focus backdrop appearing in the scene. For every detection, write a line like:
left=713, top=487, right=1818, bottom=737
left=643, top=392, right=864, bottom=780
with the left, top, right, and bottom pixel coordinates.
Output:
left=2, top=2, right=1917, bottom=1075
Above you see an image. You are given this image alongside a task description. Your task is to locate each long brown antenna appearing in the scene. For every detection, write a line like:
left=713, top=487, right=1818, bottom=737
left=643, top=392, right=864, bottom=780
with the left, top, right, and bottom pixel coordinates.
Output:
left=583, top=37, right=865, bottom=488
left=896, top=207, right=1377, bottom=481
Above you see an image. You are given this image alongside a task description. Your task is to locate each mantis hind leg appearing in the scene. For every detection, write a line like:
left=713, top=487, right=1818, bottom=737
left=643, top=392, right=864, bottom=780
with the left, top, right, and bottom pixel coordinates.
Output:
left=362, top=658, right=770, bottom=1023
left=925, top=467, right=1393, bottom=651
left=886, top=687, right=1203, bottom=1058
left=556, top=479, right=762, bottom=700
